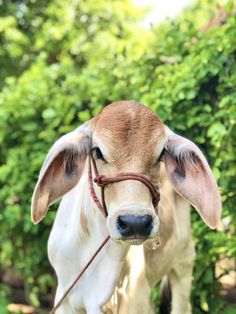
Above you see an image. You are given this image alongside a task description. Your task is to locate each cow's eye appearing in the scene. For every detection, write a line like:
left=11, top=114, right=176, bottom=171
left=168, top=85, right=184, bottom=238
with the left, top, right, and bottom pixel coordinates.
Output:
left=158, top=148, right=165, bottom=162
left=92, top=147, right=106, bottom=162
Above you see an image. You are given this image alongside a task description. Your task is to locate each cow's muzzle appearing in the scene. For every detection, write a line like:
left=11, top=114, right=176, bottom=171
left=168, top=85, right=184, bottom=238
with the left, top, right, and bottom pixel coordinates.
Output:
left=106, top=204, right=159, bottom=243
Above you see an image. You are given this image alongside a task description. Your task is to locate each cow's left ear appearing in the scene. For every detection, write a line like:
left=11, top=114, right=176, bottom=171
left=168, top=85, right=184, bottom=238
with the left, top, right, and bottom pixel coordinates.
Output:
left=31, top=122, right=91, bottom=224
left=163, top=128, right=222, bottom=229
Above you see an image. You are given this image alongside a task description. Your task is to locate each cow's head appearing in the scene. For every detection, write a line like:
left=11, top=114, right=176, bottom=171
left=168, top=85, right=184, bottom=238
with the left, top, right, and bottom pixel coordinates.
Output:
left=31, top=101, right=221, bottom=244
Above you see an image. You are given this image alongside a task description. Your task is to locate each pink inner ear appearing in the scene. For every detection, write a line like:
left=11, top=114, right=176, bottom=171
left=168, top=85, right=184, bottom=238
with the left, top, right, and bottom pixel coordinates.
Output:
left=32, top=152, right=86, bottom=224
left=163, top=134, right=221, bottom=229
left=31, top=124, right=91, bottom=224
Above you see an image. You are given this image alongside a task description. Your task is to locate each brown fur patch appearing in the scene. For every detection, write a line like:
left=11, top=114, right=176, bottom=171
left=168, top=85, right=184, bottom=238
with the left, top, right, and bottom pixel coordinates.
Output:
left=92, top=101, right=165, bottom=172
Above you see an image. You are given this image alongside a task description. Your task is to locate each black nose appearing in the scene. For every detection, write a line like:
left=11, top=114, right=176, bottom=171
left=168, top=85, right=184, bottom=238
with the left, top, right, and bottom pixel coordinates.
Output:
left=117, top=215, right=153, bottom=238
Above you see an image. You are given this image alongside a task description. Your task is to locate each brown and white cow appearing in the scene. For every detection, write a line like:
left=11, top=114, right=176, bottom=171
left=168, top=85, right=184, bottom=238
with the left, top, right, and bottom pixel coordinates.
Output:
left=31, top=101, right=221, bottom=314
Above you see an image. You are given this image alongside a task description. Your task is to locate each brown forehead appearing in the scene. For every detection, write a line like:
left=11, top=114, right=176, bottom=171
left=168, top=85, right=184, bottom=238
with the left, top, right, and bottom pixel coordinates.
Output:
left=92, top=101, right=165, bottom=161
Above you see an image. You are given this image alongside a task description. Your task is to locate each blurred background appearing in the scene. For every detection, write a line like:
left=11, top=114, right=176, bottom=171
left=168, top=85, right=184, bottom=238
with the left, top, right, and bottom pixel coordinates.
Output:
left=0, top=0, right=235, bottom=313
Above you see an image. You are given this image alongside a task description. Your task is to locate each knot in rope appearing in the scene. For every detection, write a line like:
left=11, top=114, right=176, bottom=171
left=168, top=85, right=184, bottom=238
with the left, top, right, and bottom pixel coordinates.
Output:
left=94, top=175, right=106, bottom=187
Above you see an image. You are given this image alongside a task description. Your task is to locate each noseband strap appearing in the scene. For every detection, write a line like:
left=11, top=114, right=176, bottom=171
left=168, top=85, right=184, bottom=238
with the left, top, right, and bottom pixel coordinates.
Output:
left=88, top=155, right=160, bottom=216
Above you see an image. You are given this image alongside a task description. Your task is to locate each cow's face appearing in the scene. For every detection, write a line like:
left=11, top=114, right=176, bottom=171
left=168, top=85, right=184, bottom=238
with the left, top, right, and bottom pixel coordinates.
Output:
left=31, top=101, right=221, bottom=241
left=91, top=101, right=166, bottom=243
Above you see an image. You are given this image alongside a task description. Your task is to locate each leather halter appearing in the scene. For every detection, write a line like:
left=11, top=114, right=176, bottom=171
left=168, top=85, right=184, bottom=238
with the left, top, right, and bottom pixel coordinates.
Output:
left=50, top=154, right=160, bottom=313
left=88, top=154, right=160, bottom=217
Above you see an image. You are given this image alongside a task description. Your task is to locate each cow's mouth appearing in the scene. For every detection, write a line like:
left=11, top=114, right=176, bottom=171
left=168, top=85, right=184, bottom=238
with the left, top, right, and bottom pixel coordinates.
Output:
left=119, top=236, right=150, bottom=245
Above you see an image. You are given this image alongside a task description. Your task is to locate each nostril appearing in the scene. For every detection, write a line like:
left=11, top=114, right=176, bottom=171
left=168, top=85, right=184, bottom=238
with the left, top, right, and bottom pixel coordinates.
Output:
left=117, top=216, right=128, bottom=230
left=118, top=216, right=125, bottom=228
left=140, top=215, right=153, bottom=236
left=143, top=215, right=153, bottom=229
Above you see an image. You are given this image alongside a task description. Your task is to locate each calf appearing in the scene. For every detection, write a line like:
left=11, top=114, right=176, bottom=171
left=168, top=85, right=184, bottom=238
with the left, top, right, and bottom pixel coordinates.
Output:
left=31, top=101, right=221, bottom=314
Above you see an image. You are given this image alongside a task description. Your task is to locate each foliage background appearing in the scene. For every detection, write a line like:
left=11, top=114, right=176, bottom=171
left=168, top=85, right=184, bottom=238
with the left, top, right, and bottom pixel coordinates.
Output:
left=0, top=0, right=235, bottom=313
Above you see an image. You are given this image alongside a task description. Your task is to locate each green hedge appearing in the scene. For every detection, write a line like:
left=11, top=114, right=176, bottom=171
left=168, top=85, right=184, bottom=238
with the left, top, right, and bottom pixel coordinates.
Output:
left=0, top=0, right=235, bottom=312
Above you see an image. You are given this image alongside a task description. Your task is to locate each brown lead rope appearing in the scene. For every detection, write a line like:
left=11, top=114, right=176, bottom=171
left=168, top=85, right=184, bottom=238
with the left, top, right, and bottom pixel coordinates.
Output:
left=49, top=235, right=110, bottom=313
left=50, top=154, right=160, bottom=312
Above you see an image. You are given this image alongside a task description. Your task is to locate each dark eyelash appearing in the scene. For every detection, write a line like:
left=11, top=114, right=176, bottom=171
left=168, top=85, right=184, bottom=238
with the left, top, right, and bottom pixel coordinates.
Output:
left=158, top=148, right=165, bottom=162
left=92, top=147, right=106, bottom=162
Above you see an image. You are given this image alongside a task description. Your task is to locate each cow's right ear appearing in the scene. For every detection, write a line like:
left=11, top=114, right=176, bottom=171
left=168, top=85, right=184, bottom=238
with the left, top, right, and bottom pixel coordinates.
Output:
left=31, top=122, right=91, bottom=224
